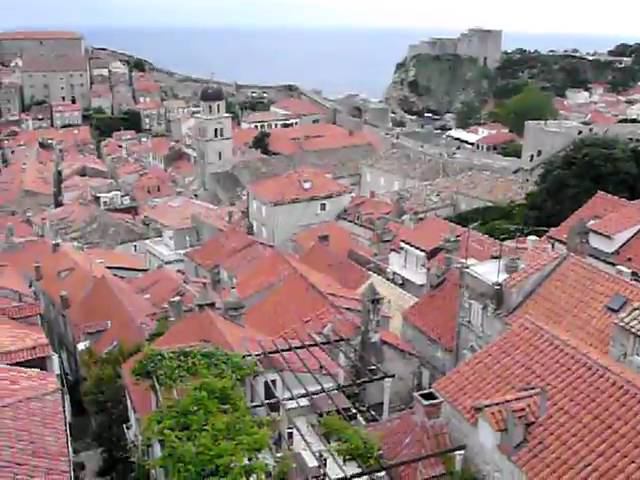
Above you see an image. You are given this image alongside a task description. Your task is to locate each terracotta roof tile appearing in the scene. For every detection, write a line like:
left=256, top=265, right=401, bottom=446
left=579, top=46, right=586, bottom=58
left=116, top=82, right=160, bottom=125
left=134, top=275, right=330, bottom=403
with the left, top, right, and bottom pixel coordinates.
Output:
left=272, top=98, right=328, bottom=116
left=404, top=270, right=459, bottom=351
left=0, top=303, right=41, bottom=321
left=298, top=241, right=369, bottom=290
left=434, top=319, right=640, bottom=480
left=185, top=229, right=256, bottom=271
left=127, top=267, right=199, bottom=311
left=548, top=191, right=630, bottom=243
left=143, top=196, right=236, bottom=231
left=589, top=203, right=640, bottom=237
left=249, top=167, right=350, bottom=205
left=511, top=254, right=640, bottom=354
left=86, top=248, right=148, bottom=271
left=0, top=262, right=32, bottom=297
left=615, top=232, right=640, bottom=272
left=293, top=221, right=375, bottom=259
left=0, top=365, right=71, bottom=478
left=477, top=131, right=518, bottom=146
left=399, top=217, right=461, bottom=254
left=0, top=318, right=51, bottom=365
left=343, top=195, right=394, bottom=224
left=379, top=330, right=418, bottom=356
left=367, top=408, right=451, bottom=479
left=133, top=167, right=176, bottom=204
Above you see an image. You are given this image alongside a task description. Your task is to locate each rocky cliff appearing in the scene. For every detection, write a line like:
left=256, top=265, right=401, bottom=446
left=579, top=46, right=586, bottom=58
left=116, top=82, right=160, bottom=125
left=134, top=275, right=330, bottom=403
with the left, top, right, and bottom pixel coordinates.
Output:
left=386, top=53, right=492, bottom=116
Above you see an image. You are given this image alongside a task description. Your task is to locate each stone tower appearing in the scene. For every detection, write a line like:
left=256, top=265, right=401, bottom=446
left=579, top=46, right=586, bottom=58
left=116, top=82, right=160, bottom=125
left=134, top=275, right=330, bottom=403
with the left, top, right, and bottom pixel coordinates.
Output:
left=195, top=86, right=233, bottom=190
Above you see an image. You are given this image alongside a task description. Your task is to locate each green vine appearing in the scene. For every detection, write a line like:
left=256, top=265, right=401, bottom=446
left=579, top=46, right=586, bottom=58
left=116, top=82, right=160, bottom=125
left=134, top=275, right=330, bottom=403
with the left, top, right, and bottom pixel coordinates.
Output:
left=319, top=414, right=381, bottom=469
left=132, top=347, right=256, bottom=388
left=133, top=348, right=268, bottom=479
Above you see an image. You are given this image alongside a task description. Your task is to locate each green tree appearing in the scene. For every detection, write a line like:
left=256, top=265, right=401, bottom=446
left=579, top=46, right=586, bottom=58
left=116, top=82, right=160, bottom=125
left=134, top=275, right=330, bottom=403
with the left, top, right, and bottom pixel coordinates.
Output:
left=134, top=349, right=271, bottom=479
left=319, top=414, right=381, bottom=468
left=131, top=58, right=147, bottom=72
left=251, top=131, right=272, bottom=155
left=498, top=142, right=523, bottom=159
left=491, top=85, right=557, bottom=135
left=455, top=100, right=482, bottom=129
left=122, top=109, right=143, bottom=132
left=81, top=346, right=137, bottom=477
left=525, top=136, right=640, bottom=228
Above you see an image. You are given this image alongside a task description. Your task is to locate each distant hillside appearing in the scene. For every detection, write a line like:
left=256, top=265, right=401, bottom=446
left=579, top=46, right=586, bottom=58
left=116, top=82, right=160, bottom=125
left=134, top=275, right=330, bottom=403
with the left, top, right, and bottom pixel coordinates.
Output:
left=388, top=46, right=640, bottom=116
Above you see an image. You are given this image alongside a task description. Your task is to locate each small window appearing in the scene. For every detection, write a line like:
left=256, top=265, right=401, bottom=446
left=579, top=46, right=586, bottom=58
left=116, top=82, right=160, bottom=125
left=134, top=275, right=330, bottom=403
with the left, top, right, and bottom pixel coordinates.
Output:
left=214, top=127, right=218, bottom=138
left=529, top=154, right=534, bottom=162
left=469, top=300, right=484, bottom=332
left=220, top=128, right=224, bottom=137
left=218, top=151, right=222, bottom=161
left=252, top=200, right=257, bottom=211
left=261, top=205, right=266, bottom=217
left=380, top=177, right=385, bottom=186
left=319, top=202, right=328, bottom=213
left=393, top=180, right=400, bottom=190
left=216, top=103, right=221, bottom=114
left=536, top=149, right=542, bottom=157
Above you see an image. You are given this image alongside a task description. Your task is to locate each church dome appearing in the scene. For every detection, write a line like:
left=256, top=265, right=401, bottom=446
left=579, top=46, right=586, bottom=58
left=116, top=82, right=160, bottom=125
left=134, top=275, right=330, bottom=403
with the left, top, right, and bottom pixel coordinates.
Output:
left=200, top=85, right=225, bottom=102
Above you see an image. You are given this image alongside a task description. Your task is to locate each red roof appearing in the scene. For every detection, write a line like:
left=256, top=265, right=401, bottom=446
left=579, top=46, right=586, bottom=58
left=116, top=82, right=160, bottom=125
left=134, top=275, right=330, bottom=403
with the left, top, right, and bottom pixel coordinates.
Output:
left=548, top=191, right=630, bottom=243
left=379, top=330, right=418, bottom=356
left=399, top=217, right=462, bottom=254
left=185, top=229, right=256, bottom=271
left=86, top=248, right=148, bottom=271
left=143, top=197, right=236, bottom=230
left=135, top=100, right=162, bottom=111
left=298, top=242, right=369, bottom=290
left=511, top=254, right=640, bottom=354
left=587, top=110, right=618, bottom=126
left=245, top=270, right=354, bottom=338
left=132, top=168, right=176, bottom=204
left=343, top=195, right=394, bottom=224
left=293, top=221, right=375, bottom=259
left=0, top=303, right=41, bottom=321
left=0, top=365, right=71, bottom=478
left=127, top=267, right=200, bottom=313
left=588, top=203, right=640, bottom=237
left=0, top=262, right=32, bottom=297
left=272, top=97, right=328, bottom=116
left=404, top=270, right=459, bottom=351
left=51, top=102, right=81, bottom=114
left=249, top=168, right=350, bottom=205
left=477, top=131, right=518, bottom=146
left=0, top=318, right=51, bottom=365
left=0, top=30, right=81, bottom=40
left=134, top=80, right=161, bottom=94
left=367, top=408, right=451, bottom=479
left=434, top=319, right=640, bottom=480
left=615, top=231, right=640, bottom=272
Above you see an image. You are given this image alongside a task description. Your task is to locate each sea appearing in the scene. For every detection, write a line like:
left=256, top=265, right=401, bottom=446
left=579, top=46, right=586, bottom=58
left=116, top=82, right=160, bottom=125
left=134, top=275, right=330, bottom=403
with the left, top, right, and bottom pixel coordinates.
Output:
left=81, top=27, right=640, bottom=99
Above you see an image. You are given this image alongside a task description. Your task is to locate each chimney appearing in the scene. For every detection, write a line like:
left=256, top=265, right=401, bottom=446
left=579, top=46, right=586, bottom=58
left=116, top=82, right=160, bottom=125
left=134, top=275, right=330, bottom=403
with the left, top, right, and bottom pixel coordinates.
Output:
left=616, top=265, right=632, bottom=280
left=195, top=285, right=216, bottom=311
left=505, top=256, right=520, bottom=275
left=503, top=407, right=526, bottom=452
left=168, top=296, right=183, bottom=321
left=369, top=190, right=376, bottom=199
left=5, top=223, right=14, bottom=244
left=413, top=389, right=444, bottom=422
left=224, top=284, right=245, bottom=325
left=52, top=239, right=61, bottom=253
left=59, top=291, right=70, bottom=311
left=34, top=262, right=43, bottom=282
left=318, top=233, right=330, bottom=247
left=226, top=210, right=234, bottom=224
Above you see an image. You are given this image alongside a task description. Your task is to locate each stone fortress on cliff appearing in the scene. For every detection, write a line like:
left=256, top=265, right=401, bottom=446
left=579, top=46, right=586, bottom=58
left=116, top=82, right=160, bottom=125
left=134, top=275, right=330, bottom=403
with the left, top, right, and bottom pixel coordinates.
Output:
left=407, top=28, right=503, bottom=69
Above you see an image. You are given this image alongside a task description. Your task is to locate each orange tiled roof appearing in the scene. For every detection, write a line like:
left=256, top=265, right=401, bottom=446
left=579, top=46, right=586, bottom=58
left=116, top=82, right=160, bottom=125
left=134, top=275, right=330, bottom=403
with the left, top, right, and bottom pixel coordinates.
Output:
left=0, top=318, right=51, bottom=365
left=143, top=196, right=236, bottom=231
left=133, top=167, right=176, bottom=204
left=185, top=229, right=256, bottom=271
left=298, top=242, right=369, bottom=290
left=249, top=167, right=350, bottom=205
left=548, top=191, right=630, bottom=243
left=434, top=319, right=640, bottom=480
left=511, top=254, right=640, bottom=354
left=85, top=248, right=148, bottom=271
left=367, top=409, right=451, bottom=479
left=272, top=97, right=328, bottom=116
left=615, top=231, right=640, bottom=272
left=343, top=195, right=394, bottom=224
left=127, top=267, right=198, bottom=311
left=404, top=270, right=459, bottom=351
left=293, top=221, right=375, bottom=259
left=0, top=365, right=71, bottom=477
left=399, top=217, right=461, bottom=254
left=0, top=262, right=32, bottom=297
left=588, top=203, right=640, bottom=237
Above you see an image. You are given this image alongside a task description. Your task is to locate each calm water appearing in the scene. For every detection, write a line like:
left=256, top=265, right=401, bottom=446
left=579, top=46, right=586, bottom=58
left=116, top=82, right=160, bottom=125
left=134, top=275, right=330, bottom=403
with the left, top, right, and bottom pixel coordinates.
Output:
left=82, top=27, right=640, bottom=99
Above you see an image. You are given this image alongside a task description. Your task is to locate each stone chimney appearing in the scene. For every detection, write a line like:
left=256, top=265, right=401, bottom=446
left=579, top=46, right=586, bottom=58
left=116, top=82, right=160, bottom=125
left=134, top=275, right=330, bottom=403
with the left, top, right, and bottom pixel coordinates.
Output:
left=505, top=256, right=520, bottom=275
left=369, top=190, right=376, bottom=199
left=4, top=223, right=14, bottom=245
left=227, top=210, right=234, bottom=224
left=195, top=285, right=216, bottom=311
left=413, top=389, right=444, bottom=422
left=52, top=238, right=61, bottom=253
left=168, top=296, right=183, bottom=321
left=59, top=291, right=70, bottom=311
left=224, top=284, right=245, bottom=325
left=503, top=407, right=526, bottom=452
left=318, top=233, right=330, bottom=247
left=34, top=262, right=43, bottom=282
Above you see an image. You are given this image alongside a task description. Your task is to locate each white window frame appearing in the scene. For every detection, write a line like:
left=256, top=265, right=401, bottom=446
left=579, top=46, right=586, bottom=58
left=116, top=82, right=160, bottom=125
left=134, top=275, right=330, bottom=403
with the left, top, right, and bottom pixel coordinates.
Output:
left=469, top=300, right=484, bottom=332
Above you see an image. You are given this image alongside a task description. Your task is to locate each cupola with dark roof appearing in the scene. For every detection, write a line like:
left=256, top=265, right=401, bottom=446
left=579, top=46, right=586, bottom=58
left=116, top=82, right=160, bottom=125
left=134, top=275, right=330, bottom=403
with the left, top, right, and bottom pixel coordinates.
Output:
left=200, top=85, right=225, bottom=103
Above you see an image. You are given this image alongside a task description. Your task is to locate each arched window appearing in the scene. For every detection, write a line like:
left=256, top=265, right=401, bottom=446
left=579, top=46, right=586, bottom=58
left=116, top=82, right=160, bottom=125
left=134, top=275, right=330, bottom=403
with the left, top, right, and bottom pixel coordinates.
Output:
left=214, top=128, right=218, bottom=138
left=216, top=103, right=221, bottom=114
left=208, top=104, right=213, bottom=115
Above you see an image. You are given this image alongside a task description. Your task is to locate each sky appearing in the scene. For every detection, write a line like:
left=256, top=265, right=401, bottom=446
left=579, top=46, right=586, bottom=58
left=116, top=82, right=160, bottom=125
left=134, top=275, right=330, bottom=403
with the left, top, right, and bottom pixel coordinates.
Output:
left=3, top=0, right=640, bottom=36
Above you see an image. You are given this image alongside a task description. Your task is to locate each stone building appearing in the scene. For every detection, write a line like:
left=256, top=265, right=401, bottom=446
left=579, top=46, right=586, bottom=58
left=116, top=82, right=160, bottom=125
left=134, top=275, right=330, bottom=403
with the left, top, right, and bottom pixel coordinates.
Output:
left=0, top=31, right=84, bottom=63
left=21, top=53, right=89, bottom=108
left=408, top=28, right=503, bottom=69
left=51, top=102, right=82, bottom=128
left=248, top=168, right=353, bottom=245
left=0, top=68, right=22, bottom=120
left=194, top=86, right=234, bottom=191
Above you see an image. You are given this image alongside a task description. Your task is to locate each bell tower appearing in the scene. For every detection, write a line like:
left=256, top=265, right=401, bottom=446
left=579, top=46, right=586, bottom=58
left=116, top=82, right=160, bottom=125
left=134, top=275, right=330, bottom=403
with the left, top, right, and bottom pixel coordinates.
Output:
left=195, top=85, right=234, bottom=190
